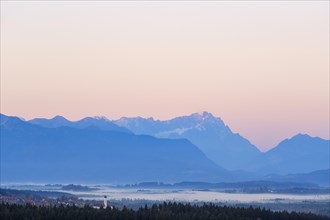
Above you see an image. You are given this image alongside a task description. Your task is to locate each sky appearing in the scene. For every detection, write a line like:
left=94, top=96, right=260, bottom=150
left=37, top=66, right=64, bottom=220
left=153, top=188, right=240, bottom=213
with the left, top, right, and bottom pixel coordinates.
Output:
left=1, top=1, right=329, bottom=151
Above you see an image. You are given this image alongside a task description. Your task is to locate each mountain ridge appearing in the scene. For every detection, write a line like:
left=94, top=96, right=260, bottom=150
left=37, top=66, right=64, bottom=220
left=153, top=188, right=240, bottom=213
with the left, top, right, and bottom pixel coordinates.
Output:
left=251, top=133, right=330, bottom=174
left=1, top=112, right=329, bottom=178
left=1, top=113, right=230, bottom=183
left=114, top=112, right=261, bottom=170
left=29, top=114, right=132, bottom=134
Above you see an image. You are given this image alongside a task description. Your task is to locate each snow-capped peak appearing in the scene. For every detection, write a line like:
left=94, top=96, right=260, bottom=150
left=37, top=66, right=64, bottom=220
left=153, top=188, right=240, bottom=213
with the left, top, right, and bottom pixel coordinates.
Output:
left=192, top=111, right=213, bottom=120
left=197, top=111, right=208, bottom=116
left=93, top=116, right=109, bottom=121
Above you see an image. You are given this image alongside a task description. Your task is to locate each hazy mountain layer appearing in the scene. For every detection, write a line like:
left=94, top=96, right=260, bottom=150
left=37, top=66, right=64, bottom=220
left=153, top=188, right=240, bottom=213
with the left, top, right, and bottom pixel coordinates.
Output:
left=1, top=114, right=229, bottom=183
left=263, top=169, right=330, bottom=187
left=1, top=113, right=329, bottom=183
left=252, top=134, right=330, bottom=174
left=29, top=115, right=131, bottom=134
left=114, top=112, right=261, bottom=170
left=114, top=112, right=329, bottom=175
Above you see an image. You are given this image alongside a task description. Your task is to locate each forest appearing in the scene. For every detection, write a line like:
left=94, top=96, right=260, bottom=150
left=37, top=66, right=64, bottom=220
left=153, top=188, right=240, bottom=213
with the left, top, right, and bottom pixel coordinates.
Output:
left=0, top=202, right=328, bottom=220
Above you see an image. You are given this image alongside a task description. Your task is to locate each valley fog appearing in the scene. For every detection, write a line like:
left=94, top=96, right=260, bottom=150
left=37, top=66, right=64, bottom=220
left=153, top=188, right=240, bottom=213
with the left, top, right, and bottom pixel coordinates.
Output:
left=5, top=184, right=329, bottom=203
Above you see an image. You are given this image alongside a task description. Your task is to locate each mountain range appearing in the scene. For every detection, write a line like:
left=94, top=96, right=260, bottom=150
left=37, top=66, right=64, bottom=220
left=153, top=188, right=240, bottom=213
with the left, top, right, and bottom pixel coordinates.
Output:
left=1, top=114, right=228, bottom=183
left=113, top=112, right=329, bottom=174
left=1, top=112, right=329, bottom=185
left=30, top=115, right=131, bottom=134
left=114, top=112, right=260, bottom=170
left=247, top=134, right=330, bottom=174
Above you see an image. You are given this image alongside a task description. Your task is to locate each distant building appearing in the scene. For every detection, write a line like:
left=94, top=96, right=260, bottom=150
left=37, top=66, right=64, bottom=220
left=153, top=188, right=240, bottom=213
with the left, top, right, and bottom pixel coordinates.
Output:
left=103, top=195, right=107, bottom=209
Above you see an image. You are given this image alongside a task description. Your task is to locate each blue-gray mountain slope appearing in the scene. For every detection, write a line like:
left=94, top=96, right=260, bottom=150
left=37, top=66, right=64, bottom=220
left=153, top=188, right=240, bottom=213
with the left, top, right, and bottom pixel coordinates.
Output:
left=1, top=114, right=228, bottom=184
left=29, top=115, right=132, bottom=134
left=114, top=112, right=261, bottom=170
left=250, top=134, right=330, bottom=174
left=114, top=113, right=329, bottom=175
left=2, top=113, right=329, bottom=183
left=263, top=169, right=330, bottom=187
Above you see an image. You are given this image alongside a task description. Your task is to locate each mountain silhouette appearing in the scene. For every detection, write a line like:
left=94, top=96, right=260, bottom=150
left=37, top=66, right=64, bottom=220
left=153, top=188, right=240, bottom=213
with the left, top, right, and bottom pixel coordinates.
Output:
left=248, top=134, right=330, bottom=174
left=29, top=115, right=132, bottom=134
left=114, top=111, right=261, bottom=170
left=1, top=114, right=228, bottom=183
left=1, top=113, right=329, bottom=183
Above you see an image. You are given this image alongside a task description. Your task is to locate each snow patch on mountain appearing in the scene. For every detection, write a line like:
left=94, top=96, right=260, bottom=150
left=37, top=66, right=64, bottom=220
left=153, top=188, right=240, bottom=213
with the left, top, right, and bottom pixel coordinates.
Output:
left=93, top=116, right=110, bottom=121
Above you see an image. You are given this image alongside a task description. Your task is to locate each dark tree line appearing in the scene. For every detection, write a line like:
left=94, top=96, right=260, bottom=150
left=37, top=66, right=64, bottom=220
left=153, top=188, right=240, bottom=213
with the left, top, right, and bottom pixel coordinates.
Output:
left=0, top=202, right=327, bottom=220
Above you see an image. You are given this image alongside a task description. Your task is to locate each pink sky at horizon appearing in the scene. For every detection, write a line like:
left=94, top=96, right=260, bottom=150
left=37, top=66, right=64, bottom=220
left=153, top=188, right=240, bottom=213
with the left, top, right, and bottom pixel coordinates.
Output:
left=1, top=1, right=329, bottom=151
